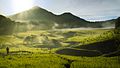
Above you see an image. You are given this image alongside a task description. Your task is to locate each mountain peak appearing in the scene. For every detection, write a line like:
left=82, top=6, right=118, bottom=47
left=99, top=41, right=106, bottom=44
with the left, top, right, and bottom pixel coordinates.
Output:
left=32, top=6, right=41, bottom=9
left=30, top=6, right=46, bottom=11
left=29, top=6, right=49, bottom=13
left=61, top=12, right=73, bottom=16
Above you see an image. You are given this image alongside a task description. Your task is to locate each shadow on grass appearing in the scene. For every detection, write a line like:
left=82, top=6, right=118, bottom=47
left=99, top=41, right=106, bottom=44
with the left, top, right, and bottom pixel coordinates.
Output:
left=10, top=51, right=33, bottom=55
left=75, top=39, right=118, bottom=54
left=56, top=39, right=119, bottom=57
left=56, top=48, right=102, bottom=57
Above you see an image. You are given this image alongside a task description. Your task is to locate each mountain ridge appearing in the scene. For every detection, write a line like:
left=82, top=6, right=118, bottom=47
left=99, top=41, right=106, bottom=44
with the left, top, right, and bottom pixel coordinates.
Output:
left=9, top=6, right=115, bottom=29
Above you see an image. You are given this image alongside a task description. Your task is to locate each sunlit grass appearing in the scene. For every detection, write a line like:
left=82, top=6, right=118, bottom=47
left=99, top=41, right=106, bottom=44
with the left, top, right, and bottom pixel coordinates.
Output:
left=0, top=29, right=119, bottom=68
left=67, top=29, right=116, bottom=45
left=0, top=54, right=67, bottom=68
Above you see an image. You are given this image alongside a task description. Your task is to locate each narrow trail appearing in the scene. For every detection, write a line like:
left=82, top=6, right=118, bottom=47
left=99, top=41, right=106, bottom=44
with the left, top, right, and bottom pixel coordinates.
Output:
left=56, top=55, right=75, bottom=68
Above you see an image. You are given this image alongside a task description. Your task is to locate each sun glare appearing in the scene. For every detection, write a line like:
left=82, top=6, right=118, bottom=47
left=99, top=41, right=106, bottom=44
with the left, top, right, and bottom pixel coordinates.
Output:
left=12, top=0, right=33, bottom=13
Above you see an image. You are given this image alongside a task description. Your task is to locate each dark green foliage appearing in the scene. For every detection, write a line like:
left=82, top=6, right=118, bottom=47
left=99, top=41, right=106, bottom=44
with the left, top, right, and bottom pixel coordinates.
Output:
left=115, top=17, right=120, bottom=29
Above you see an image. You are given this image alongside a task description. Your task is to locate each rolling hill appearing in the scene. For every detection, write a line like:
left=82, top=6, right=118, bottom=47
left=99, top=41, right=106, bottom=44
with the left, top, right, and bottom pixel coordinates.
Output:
left=0, top=15, right=16, bottom=35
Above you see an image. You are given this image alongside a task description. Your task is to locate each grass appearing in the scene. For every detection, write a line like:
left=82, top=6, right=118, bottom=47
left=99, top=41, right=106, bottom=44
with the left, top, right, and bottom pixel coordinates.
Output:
left=66, top=29, right=116, bottom=45
left=71, top=56, right=120, bottom=68
left=0, top=53, right=120, bottom=68
left=57, top=55, right=120, bottom=68
left=0, top=54, right=67, bottom=68
left=0, top=29, right=120, bottom=68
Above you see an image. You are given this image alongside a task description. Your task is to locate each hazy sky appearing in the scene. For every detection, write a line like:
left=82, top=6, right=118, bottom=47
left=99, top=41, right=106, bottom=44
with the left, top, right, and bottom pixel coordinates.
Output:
left=0, top=0, right=120, bottom=21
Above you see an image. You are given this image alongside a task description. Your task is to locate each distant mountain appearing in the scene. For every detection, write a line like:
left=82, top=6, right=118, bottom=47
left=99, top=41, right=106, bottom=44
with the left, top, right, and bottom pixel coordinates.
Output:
left=9, top=6, right=115, bottom=29
left=56, top=12, right=89, bottom=28
left=9, top=6, right=89, bottom=29
left=95, top=19, right=116, bottom=28
left=0, top=15, right=15, bottom=35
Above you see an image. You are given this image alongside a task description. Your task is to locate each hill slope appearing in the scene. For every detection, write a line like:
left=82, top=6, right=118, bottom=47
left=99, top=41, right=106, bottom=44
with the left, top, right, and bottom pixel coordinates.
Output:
left=0, top=15, right=16, bottom=35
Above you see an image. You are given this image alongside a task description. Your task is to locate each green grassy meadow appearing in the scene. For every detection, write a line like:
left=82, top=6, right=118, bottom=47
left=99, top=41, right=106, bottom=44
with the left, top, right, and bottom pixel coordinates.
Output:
left=0, top=29, right=120, bottom=68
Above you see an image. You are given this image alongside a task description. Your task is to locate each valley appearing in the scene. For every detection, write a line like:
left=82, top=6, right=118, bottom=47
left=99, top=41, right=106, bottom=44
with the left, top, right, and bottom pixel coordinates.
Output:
left=0, top=5, right=120, bottom=68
